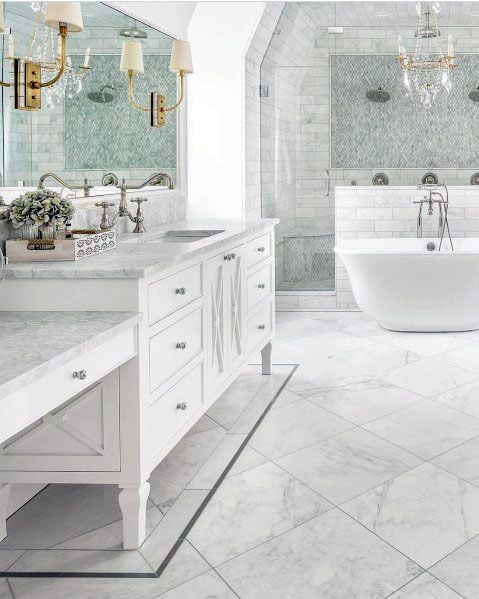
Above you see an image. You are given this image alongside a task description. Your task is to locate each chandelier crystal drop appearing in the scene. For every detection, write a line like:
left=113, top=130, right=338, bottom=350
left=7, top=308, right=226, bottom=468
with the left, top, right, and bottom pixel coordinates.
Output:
left=396, top=2, right=456, bottom=108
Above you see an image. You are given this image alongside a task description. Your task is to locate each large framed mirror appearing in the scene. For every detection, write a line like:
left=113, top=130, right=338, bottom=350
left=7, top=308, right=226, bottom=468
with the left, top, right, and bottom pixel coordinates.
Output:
left=1, top=1, right=178, bottom=202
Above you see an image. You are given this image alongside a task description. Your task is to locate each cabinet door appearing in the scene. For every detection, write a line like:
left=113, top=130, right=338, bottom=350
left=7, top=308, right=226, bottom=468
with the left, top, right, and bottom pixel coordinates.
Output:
left=204, top=251, right=229, bottom=394
left=226, top=245, right=246, bottom=374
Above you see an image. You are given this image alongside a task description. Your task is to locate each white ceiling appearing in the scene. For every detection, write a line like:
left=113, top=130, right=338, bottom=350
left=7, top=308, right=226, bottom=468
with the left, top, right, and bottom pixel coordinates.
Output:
left=299, top=2, right=479, bottom=28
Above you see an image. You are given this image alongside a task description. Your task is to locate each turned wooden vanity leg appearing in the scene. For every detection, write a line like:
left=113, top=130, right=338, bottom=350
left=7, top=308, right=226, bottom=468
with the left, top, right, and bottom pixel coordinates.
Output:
left=118, top=481, right=150, bottom=549
left=0, top=484, right=11, bottom=542
left=261, top=341, right=272, bottom=375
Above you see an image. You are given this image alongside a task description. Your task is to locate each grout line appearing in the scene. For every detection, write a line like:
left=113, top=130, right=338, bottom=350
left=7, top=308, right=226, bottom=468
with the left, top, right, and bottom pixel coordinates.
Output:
left=381, top=571, right=426, bottom=598
left=425, top=571, right=467, bottom=599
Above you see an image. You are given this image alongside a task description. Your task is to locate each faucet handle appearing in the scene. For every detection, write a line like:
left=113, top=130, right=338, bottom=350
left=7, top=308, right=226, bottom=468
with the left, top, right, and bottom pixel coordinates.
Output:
left=95, top=201, right=115, bottom=230
left=95, top=201, right=115, bottom=208
left=130, top=197, right=148, bottom=204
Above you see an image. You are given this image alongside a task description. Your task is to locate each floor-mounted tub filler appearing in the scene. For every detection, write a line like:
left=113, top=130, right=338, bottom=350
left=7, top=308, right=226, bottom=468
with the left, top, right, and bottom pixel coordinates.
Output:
left=334, top=237, right=479, bottom=332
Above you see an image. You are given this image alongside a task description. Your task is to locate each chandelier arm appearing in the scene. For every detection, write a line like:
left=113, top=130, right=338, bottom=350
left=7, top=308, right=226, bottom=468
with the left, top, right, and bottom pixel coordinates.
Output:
left=163, top=70, right=185, bottom=112
left=128, top=69, right=149, bottom=112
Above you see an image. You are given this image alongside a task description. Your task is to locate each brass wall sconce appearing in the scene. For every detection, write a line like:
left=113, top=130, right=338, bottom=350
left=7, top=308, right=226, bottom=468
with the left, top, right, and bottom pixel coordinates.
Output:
left=120, top=39, right=193, bottom=128
left=1, top=2, right=87, bottom=111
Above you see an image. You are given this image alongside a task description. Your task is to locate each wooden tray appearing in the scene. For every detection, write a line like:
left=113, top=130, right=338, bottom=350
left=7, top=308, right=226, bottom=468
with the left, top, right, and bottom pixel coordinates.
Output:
left=6, top=231, right=116, bottom=262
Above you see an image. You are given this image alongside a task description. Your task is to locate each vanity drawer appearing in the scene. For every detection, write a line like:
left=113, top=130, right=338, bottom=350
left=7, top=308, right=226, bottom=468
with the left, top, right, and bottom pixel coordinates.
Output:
left=247, top=301, right=274, bottom=354
left=150, top=362, right=204, bottom=459
left=149, top=264, right=202, bottom=325
left=247, top=262, right=273, bottom=313
left=149, top=307, right=204, bottom=392
left=0, top=371, right=120, bottom=472
left=245, top=232, right=272, bottom=270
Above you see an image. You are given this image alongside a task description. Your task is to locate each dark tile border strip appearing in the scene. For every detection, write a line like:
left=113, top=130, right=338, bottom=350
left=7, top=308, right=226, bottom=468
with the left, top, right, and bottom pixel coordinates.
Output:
left=0, top=364, right=298, bottom=580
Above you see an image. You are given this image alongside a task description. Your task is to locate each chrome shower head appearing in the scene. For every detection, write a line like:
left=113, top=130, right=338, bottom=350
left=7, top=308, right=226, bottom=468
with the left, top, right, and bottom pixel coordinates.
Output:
left=119, top=20, right=148, bottom=39
left=87, top=85, right=115, bottom=104
left=469, top=87, right=479, bottom=103
left=366, top=86, right=390, bottom=103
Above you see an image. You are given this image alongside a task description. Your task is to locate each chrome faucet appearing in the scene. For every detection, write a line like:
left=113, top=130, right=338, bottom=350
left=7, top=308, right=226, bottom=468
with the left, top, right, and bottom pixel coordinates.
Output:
left=414, top=183, right=453, bottom=250
left=38, top=172, right=93, bottom=197
left=99, top=172, right=174, bottom=232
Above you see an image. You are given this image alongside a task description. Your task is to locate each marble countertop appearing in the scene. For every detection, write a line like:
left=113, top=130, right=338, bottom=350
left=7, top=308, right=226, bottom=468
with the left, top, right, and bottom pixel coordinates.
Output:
left=0, top=311, right=141, bottom=397
left=5, top=218, right=278, bottom=279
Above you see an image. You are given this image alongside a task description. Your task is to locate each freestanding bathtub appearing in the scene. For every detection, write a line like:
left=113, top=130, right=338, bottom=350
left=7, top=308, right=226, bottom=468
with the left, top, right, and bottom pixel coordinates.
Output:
left=334, top=238, right=479, bottom=332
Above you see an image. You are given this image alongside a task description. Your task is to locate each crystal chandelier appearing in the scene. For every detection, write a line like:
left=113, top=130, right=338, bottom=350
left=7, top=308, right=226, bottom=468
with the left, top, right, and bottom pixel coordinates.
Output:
left=396, top=2, right=456, bottom=108
left=25, top=2, right=90, bottom=109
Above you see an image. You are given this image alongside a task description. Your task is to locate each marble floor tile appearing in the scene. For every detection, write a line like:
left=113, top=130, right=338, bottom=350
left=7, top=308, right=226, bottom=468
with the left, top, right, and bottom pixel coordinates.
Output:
left=52, top=506, right=163, bottom=550
left=295, top=329, right=374, bottom=358
left=438, top=341, right=479, bottom=374
left=227, top=370, right=291, bottom=435
left=158, top=570, right=238, bottom=599
left=0, top=550, right=25, bottom=571
left=308, top=379, right=423, bottom=425
left=248, top=399, right=353, bottom=459
left=226, top=446, right=269, bottom=478
left=302, top=311, right=374, bottom=330
left=152, top=540, right=211, bottom=596
left=0, top=484, right=124, bottom=550
left=288, top=344, right=422, bottom=398
left=140, top=490, right=208, bottom=570
left=388, top=573, right=462, bottom=598
left=185, top=414, right=222, bottom=436
left=275, top=428, right=422, bottom=504
left=206, top=375, right=270, bottom=427
left=270, top=387, right=301, bottom=409
left=187, top=433, right=246, bottom=490
left=0, top=580, right=12, bottom=599
left=430, top=534, right=479, bottom=598
left=187, top=461, right=331, bottom=566
left=387, top=333, right=470, bottom=357
left=273, top=316, right=331, bottom=344
left=380, top=358, right=477, bottom=398
left=8, top=548, right=153, bottom=573
left=217, top=508, right=422, bottom=599
left=148, top=427, right=225, bottom=506
left=364, top=400, right=479, bottom=460
left=433, top=378, right=479, bottom=418
left=9, top=576, right=170, bottom=599
left=432, top=436, right=479, bottom=486
left=343, top=463, right=479, bottom=568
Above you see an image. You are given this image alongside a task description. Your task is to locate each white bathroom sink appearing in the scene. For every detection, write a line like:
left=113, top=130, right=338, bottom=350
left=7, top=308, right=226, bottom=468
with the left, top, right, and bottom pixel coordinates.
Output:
left=147, top=229, right=225, bottom=243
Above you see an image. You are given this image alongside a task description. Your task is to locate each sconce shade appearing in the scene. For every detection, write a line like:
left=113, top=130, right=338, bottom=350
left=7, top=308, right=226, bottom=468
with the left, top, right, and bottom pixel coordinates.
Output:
left=170, top=40, right=193, bottom=74
left=0, top=3, right=4, bottom=34
left=45, top=2, right=83, bottom=32
left=120, top=40, right=144, bottom=74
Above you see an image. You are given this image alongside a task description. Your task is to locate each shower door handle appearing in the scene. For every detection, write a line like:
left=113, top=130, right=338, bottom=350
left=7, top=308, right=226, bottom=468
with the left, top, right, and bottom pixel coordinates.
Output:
left=325, top=169, right=330, bottom=198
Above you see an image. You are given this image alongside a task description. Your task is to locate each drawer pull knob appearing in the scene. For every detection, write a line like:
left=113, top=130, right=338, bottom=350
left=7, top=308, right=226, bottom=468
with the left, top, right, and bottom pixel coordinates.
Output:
left=258, top=324, right=266, bottom=330
left=176, top=402, right=188, bottom=410
left=72, top=370, right=87, bottom=380
left=230, top=252, right=236, bottom=260
left=176, top=341, right=188, bottom=349
left=257, top=283, right=266, bottom=289
left=175, top=287, right=187, bottom=295
left=258, top=246, right=266, bottom=252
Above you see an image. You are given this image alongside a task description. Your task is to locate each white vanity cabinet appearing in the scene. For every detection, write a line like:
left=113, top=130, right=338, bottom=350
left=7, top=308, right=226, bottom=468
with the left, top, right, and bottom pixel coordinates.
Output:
left=1, top=221, right=276, bottom=549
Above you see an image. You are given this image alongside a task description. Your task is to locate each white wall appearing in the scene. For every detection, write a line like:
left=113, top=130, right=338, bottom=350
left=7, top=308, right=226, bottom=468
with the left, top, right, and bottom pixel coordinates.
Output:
left=109, top=1, right=196, bottom=40
left=187, top=1, right=265, bottom=219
